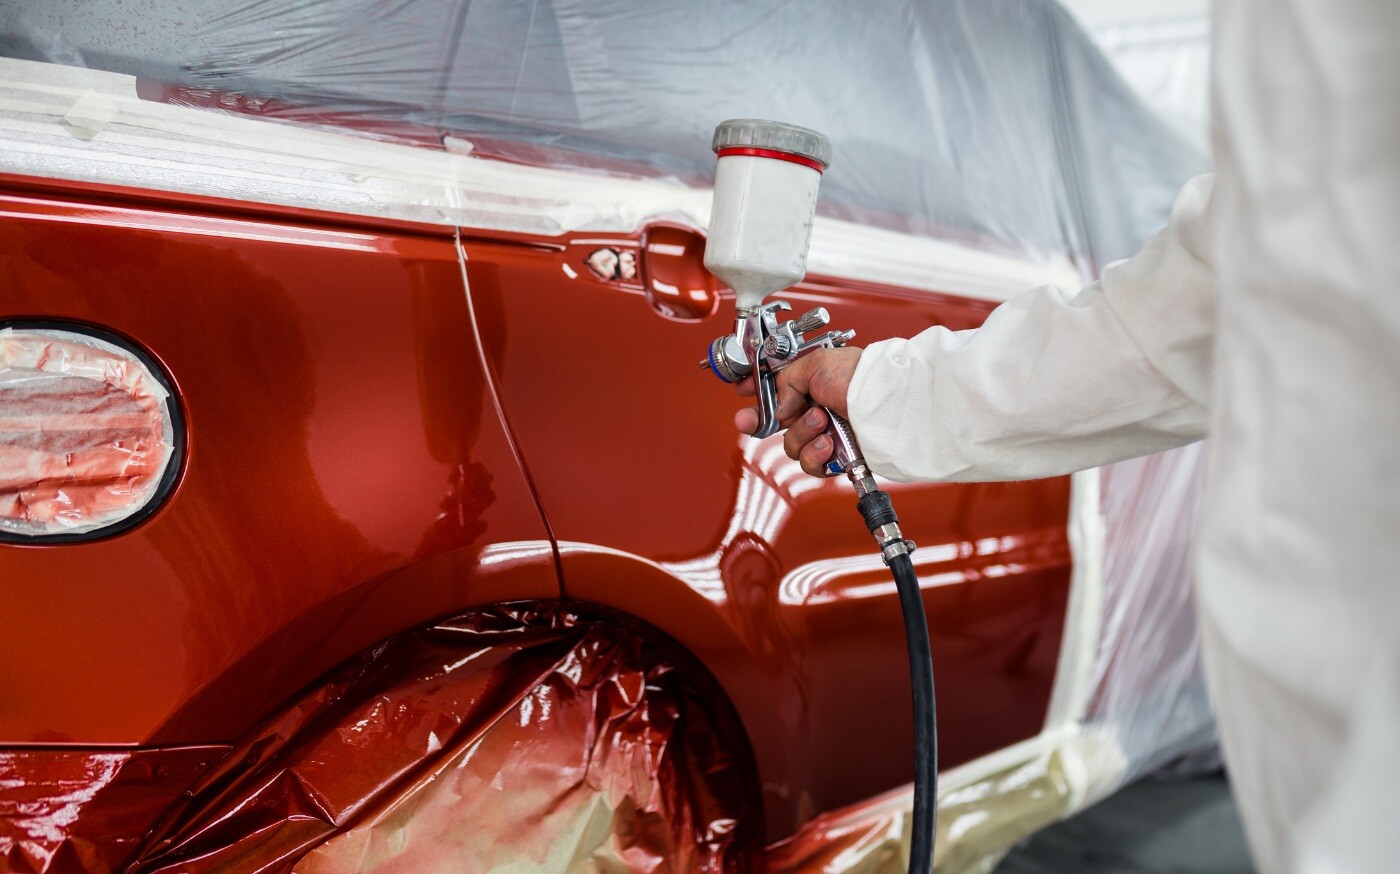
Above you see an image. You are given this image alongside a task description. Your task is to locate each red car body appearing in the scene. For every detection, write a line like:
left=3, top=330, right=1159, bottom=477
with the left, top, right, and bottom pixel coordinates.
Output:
left=1, top=170, right=1071, bottom=828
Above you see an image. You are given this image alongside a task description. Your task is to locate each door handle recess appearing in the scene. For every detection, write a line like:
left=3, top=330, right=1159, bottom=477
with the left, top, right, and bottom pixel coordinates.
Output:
left=640, top=224, right=720, bottom=321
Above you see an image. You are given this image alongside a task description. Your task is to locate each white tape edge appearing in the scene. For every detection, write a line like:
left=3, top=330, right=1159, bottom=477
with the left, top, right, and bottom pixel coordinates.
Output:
left=1043, top=467, right=1112, bottom=813
left=59, top=89, right=119, bottom=138
left=0, top=58, right=1083, bottom=303
left=1045, top=468, right=1105, bottom=733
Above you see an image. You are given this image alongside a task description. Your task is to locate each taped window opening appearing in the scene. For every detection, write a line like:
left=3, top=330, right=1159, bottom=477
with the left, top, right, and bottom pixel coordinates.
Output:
left=0, top=322, right=183, bottom=542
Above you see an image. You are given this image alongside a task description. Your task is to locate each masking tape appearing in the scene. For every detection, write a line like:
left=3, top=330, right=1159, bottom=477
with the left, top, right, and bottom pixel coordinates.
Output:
left=1045, top=470, right=1107, bottom=737
left=60, top=89, right=117, bottom=138
left=0, top=58, right=1082, bottom=302
left=765, top=725, right=1128, bottom=873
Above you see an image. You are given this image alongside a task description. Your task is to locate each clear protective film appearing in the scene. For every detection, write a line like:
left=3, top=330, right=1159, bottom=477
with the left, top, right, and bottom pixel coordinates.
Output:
left=128, top=604, right=760, bottom=873
left=1088, top=443, right=1215, bottom=787
left=1, top=747, right=222, bottom=873
left=1088, top=13, right=1211, bottom=153
left=0, top=0, right=1203, bottom=270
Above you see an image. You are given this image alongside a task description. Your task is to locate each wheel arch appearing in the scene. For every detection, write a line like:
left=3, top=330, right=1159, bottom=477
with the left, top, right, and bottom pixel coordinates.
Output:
left=556, top=540, right=812, bottom=841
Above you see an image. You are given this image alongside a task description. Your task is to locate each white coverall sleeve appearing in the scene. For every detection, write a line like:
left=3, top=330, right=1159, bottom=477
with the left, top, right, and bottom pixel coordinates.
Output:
left=847, top=173, right=1219, bottom=483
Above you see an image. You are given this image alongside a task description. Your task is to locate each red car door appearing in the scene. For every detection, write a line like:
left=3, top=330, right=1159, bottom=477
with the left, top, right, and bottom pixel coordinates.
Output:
left=459, top=224, right=1074, bottom=837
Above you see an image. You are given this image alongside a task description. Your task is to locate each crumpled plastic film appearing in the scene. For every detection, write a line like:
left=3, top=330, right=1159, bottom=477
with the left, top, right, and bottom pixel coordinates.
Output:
left=764, top=751, right=1073, bottom=874
left=0, top=53, right=1082, bottom=304
left=122, top=603, right=760, bottom=873
left=1084, top=442, right=1215, bottom=790
left=0, top=0, right=1205, bottom=267
left=0, top=747, right=223, bottom=873
left=0, top=327, right=176, bottom=538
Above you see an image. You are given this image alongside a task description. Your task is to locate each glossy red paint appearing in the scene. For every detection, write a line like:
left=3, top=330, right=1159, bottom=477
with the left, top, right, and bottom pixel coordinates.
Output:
left=1, top=173, right=1074, bottom=858
left=640, top=224, right=722, bottom=321
left=461, top=231, right=1073, bottom=836
left=0, top=183, right=558, bottom=745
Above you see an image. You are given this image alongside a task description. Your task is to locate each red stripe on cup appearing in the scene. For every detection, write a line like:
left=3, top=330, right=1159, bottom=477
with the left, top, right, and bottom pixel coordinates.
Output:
left=715, top=146, right=827, bottom=173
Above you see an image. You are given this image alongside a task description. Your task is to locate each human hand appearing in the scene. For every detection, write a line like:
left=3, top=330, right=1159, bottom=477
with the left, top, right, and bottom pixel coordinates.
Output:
left=734, top=346, right=862, bottom=477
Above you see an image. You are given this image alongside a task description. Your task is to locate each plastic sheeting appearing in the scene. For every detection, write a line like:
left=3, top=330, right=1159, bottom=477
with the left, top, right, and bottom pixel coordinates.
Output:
left=0, top=0, right=1204, bottom=269
left=766, top=752, right=1073, bottom=874
left=99, top=603, right=760, bottom=873
left=0, top=747, right=223, bottom=873
left=1087, top=443, right=1215, bottom=786
left=0, top=56, right=1081, bottom=303
left=1089, top=14, right=1211, bottom=152
left=0, top=327, right=177, bottom=539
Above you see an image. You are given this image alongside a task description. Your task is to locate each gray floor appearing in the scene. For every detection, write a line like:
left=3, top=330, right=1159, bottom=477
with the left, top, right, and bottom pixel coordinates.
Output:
left=996, top=773, right=1256, bottom=874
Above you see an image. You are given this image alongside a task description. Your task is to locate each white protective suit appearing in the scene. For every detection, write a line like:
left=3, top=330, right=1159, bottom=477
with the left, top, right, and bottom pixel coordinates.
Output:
left=847, top=1, right=1400, bottom=871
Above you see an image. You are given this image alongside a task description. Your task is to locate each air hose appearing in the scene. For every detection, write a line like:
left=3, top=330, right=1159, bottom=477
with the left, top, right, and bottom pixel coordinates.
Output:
left=857, top=486, right=938, bottom=873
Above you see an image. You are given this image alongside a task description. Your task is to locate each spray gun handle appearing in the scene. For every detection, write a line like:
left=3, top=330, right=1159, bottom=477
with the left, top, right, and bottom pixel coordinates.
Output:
left=745, top=305, right=787, bottom=439
left=822, top=408, right=864, bottom=477
left=704, top=299, right=866, bottom=477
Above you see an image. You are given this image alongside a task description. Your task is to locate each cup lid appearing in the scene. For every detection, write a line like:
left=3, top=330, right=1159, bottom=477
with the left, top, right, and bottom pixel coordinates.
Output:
left=712, top=119, right=833, bottom=169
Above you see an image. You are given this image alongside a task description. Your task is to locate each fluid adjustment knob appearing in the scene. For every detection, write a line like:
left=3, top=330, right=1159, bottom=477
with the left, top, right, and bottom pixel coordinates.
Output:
left=790, top=307, right=830, bottom=335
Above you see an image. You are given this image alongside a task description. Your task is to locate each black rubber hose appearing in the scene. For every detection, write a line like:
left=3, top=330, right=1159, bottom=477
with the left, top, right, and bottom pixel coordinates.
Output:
left=889, top=548, right=937, bottom=873
left=857, top=487, right=937, bottom=872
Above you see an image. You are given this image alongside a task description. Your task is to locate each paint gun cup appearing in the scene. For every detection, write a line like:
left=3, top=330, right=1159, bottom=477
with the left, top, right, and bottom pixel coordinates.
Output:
left=699, top=120, right=864, bottom=478
left=703, top=119, right=831, bottom=312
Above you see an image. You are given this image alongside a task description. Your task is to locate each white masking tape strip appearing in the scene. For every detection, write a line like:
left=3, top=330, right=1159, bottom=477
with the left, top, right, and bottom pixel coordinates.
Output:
left=1044, top=467, right=1107, bottom=733
left=60, top=90, right=118, bottom=138
left=0, top=58, right=1082, bottom=301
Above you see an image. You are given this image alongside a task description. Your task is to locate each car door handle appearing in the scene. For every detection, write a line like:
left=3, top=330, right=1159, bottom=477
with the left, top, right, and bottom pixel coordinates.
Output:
left=640, top=224, right=720, bottom=321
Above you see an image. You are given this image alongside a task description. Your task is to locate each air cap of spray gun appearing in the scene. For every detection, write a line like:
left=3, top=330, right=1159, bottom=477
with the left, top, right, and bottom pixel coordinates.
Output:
left=704, top=119, right=833, bottom=311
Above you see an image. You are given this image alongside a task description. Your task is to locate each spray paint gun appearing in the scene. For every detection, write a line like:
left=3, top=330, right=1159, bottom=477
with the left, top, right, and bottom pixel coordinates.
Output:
left=701, top=120, right=903, bottom=552
left=699, top=121, right=849, bottom=463
left=699, top=119, right=938, bottom=873
left=700, top=122, right=878, bottom=491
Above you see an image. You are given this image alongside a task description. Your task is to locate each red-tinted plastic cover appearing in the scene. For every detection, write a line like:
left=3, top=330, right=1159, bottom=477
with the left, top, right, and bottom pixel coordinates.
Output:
left=118, top=604, right=759, bottom=872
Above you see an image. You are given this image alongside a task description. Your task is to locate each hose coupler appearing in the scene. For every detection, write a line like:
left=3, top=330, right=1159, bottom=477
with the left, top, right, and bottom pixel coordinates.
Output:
left=856, top=488, right=917, bottom=565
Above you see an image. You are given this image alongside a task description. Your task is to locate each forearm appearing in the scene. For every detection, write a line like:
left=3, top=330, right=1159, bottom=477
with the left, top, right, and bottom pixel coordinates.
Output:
left=849, top=174, right=1218, bottom=483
